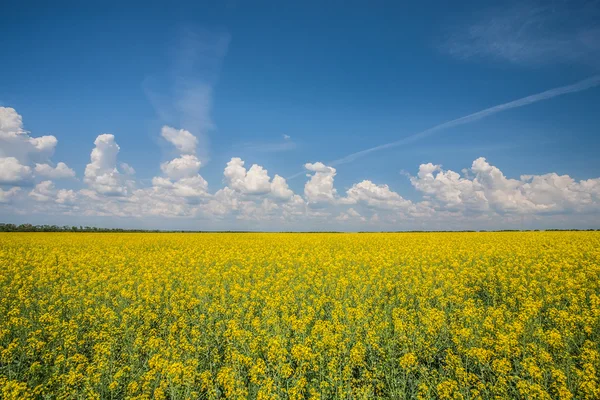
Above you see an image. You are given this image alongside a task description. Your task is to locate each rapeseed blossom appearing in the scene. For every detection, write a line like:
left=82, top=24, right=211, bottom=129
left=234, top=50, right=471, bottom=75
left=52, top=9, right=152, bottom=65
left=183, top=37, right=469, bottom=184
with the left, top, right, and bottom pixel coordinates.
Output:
left=1, top=232, right=599, bottom=399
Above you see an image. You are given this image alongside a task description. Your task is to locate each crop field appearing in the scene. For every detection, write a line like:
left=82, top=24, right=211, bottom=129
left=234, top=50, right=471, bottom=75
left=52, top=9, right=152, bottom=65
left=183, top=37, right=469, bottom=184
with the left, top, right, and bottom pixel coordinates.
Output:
left=1, top=232, right=600, bottom=399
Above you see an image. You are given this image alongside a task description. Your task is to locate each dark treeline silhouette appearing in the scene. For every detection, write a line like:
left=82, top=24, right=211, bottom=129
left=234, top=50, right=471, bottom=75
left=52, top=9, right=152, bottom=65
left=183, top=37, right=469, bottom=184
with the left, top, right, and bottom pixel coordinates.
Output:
left=0, top=223, right=598, bottom=233
left=0, top=223, right=162, bottom=233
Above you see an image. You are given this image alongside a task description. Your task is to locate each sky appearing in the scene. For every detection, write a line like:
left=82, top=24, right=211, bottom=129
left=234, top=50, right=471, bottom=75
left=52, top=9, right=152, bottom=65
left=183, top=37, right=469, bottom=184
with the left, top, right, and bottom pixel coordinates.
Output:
left=1, top=0, right=600, bottom=231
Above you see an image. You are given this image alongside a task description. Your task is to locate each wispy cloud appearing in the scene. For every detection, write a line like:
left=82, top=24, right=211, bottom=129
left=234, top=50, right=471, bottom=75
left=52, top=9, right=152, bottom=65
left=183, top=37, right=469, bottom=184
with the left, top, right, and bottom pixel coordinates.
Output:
left=408, top=139, right=551, bottom=156
left=330, top=75, right=600, bottom=165
left=288, top=74, right=600, bottom=178
left=144, top=26, right=231, bottom=164
left=443, top=1, right=600, bottom=67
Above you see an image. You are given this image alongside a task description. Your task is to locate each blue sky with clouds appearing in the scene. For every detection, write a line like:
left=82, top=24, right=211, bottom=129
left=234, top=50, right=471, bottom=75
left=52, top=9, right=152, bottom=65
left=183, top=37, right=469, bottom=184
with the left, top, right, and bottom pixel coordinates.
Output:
left=1, top=0, right=599, bottom=230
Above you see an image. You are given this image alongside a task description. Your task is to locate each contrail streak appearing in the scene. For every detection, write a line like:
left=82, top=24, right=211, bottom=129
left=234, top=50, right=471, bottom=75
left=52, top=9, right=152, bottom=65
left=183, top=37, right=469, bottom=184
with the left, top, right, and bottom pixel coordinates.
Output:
left=288, top=75, right=600, bottom=179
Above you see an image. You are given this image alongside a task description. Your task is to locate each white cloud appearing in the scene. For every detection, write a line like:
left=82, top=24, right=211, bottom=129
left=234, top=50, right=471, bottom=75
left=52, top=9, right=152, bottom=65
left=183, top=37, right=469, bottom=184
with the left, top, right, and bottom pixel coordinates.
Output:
left=151, top=176, right=173, bottom=189
left=29, top=180, right=55, bottom=202
left=335, top=212, right=349, bottom=221
left=144, top=28, right=230, bottom=163
left=336, top=207, right=366, bottom=222
left=84, top=134, right=133, bottom=196
left=143, top=174, right=210, bottom=205
left=223, top=157, right=246, bottom=186
left=304, top=162, right=338, bottom=204
left=160, top=155, right=202, bottom=180
left=234, top=198, right=281, bottom=222
left=305, top=162, right=335, bottom=174
left=0, top=157, right=33, bottom=185
left=0, top=187, right=21, bottom=203
left=0, top=107, right=72, bottom=186
left=161, top=125, right=198, bottom=154
left=204, top=187, right=240, bottom=216
left=347, top=208, right=361, bottom=218
left=470, top=157, right=536, bottom=213
left=280, top=194, right=306, bottom=219
left=2, top=108, right=599, bottom=230
left=0, top=107, right=24, bottom=134
left=120, top=162, right=136, bottom=175
left=201, top=158, right=301, bottom=220
left=28, top=136, right=58, bottom=155
left=242, top=164, right=272, bottom=195
left=56, top=189, right=77, bottom=205
left=224, top=158, right=273, bottom=195
left=344, top=180, right=413, bottom=210
left=410, top=162, right=488, bottom=212
left=271, top=174, right=294, bottom=201
left=171, top=176, right=209, bottom=199
left=519, top=173, right=600, bottom=213
left=35, top=162, right=76, bottom=179
left=149, top=148, right=209, bottom=205
left=0, top=107, right=57, bottom=164
left=411, top=157, right=600, bottom=215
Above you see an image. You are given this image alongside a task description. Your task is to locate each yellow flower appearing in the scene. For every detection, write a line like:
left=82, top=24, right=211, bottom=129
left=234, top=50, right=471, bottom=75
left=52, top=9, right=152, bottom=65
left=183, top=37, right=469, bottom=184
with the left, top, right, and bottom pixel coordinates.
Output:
left=0, top=231, right=599, bottom=398
left=399, top=352, right=418, bottom=370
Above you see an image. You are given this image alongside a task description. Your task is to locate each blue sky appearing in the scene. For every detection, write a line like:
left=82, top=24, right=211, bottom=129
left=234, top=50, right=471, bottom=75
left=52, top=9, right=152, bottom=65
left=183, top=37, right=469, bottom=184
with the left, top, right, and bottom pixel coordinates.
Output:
left=1, top=0, right=599, bottom=230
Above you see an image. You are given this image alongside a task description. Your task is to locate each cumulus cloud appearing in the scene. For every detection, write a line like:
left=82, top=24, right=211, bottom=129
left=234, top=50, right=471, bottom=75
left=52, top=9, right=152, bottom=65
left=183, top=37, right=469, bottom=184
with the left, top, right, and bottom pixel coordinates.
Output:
left=224, top=158, right=271, bottom=195
left=84, top=134, right=133, bottom=196
left=199, top=158, right=301, bottom=220
left=145, top=122, right=210, bottom=204
left=2, top=107, right=599, bottom=230
left=161, top=125, right=198, bottom=154
left=0, top=187, right=21, bottom=203
left=343, top=180, right=413, bottom=210
left=135, top=122, right=209, bottom=206
left=336, top=207, right=366, bottom=222
left=0, top=157, right=33, bottom=185
left=521, top=174, right=600, bottom=212
left=0, top=107, right=24, bottom=135
left=120, top=163, right=136, bottom=175
left=0, top=107, right=73, bottom=186
left=171, top=176, right=209, bottom=199
left=56, top=189, right=77, bottom=205
left=204, top=187, right=240, bottom=216
left=0, top=107, right=58, bottom=164
left=347, top=208, right=362, bottom=218
left=34, top=162, right=76, bottom=179
left=411, top=157, right=600, bottom=215
left=224, top=157, right=295, bottom=201
left=151, top=175, right=209, bottom=200
left=410, top=162, right=488, bottom=212
left=160, top=155, right=202, bottom=180
left=304, top=162, right=337, bottom=204
left=271, top=175, right=294, bottom=201
left=29, top=180, right=55, bottom=202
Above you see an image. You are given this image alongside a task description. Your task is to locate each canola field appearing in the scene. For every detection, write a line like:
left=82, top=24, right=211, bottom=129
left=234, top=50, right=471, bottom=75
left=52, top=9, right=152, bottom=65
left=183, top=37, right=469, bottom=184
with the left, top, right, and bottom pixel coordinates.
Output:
left=1, top=232, right=600, bottom=400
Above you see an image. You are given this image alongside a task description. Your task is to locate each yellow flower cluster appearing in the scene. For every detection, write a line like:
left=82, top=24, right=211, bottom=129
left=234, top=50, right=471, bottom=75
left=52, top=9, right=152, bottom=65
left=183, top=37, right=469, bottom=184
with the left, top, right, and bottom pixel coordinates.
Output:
left=1, top=232, right=599, bottom=399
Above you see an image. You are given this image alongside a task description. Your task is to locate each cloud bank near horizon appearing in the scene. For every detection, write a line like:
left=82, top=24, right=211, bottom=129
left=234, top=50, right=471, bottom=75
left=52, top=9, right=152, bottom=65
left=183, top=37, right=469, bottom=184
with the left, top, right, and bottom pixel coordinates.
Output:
left=1, top=106, right=600, bottom=230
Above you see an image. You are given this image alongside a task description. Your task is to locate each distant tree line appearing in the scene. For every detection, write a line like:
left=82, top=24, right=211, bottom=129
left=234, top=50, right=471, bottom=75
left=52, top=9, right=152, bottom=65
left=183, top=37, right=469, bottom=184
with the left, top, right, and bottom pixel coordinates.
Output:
left=0, top=223, right=598, bottom=233
left=0, top=223, right=256, bottom=233
left=0, top=223, right=164, bottom=232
